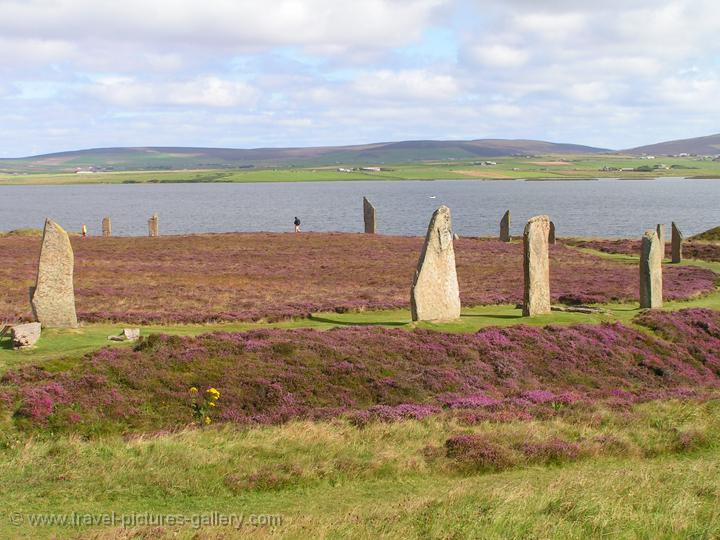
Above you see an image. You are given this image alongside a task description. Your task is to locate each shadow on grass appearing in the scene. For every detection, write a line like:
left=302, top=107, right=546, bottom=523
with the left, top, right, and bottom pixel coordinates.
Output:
left=0, top=337, right=13, bottom=351
left=308, top=315, right=408, bottom=327
left=462, top=313, right=521, bottom=320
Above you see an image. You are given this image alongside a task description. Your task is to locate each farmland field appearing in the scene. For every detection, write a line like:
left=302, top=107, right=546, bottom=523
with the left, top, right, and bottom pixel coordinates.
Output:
left=2, top=154, right=720, bottom=185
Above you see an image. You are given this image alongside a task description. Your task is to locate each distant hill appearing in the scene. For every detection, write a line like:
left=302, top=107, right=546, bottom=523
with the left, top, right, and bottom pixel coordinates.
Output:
left=0, top=139, right=608, bottom=172
left=625, top=133, right=720, bottom=156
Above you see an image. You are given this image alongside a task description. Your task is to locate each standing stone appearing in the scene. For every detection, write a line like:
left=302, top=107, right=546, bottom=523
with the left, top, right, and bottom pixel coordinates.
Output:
left=148, top=214, right=159, bottom=237
left=640, top=229, right=663, bottom=309
left=363, top=197, right=376, bottom=234
left=523, top=215, right=551, bottom=317
left=410, top=205, right=461, bottom=321
left=656, top=224, right=666, bottom=259
left=500, top=210, right=511, bottom=242
left=10, top=323, right=41, bottom=349
left=30, top=219, right=78, bottom=327
left=548, top=221, right=556, bottom=245
left=102, top=217, right=112, bottom=237
left=671, top=222, right=684, bottom=264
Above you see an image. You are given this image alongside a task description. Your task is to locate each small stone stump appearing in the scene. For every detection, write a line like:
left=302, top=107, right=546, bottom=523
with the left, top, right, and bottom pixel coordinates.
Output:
left=102, top=217, right=112, bottom=237
left=500, top=210, right=511, bottom=242
left=640, top=229, right=663, bottom=309
left=10, top=323, right=42, bottom=349
left=548, top=221, right=556, bottom=245
left=108, top=328, right=140, bottom=342
left=30, top=219, right=78, bottom=328
left=148, top=214, right=159, bottom=237
left=363, top=197, right=376, bottom=234
left=523, top=215, right=551, bottom=317
left=656, top=224, right=666, bottom=259
left=410, top=205, right=461, bottom=321
left=671, top=221, right=684, bottom=263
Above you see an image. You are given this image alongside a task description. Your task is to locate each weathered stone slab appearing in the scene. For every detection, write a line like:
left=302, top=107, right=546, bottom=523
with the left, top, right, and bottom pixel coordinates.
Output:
left=102, top=217, right=111, bottom=237
left=31, top=219, right=78, bottom=327
left=548, top=221, right=556, bottom=245
left=500, top=210, right=511, bottom=242
left=640, top=229, right=663, bottom=309
left=11, top=322, right=41, bottom=349
left=363, top=197, right=376, bottom=234
left=108, top=328, right=140, bottom=342
left=671, top=221, right=683, bottom=263
left=411, top=205, right=461, bottom=321
left=148, top=214, right=159, bottom=237
left=656, top=224, right=666, bottom=259
left=523, top=215, right=551, bottom=317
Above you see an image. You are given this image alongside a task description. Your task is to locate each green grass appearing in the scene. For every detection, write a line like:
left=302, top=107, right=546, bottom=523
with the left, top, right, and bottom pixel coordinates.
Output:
left=2, top=154, right=720, bottom=185
left=1, top=399, right=719, bottom=538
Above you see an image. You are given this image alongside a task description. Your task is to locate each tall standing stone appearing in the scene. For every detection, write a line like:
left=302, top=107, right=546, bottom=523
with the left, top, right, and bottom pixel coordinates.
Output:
left=671, top=221, right=684, bottom=264
left=548, top=221, right=556, bottom=245
left=363, top=197, right=376, bottom=234
left=500, top=210, right=511, bottom=242
left=30, top=219, right=78, bottom=327
left=148, top=214, right=159, bottom=237
left=410, top=205, right=461, bottom=321
left=102, top=217, right=111, bottom=237
left=640, top=229, right=663, bottom=309
left=656, top=224, right=666, bottom=260
left=523, top=215, right=551, bottom=317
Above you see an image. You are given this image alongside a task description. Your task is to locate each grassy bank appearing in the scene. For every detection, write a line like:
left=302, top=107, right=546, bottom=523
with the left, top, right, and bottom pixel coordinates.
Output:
left=1, top=399, right=719, bottom=538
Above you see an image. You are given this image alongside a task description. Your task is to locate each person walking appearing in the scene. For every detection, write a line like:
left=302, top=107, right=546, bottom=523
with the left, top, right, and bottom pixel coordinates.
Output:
left=294, top=216, right=301, bottom=233
left=81, top=224, right=87, bottom=239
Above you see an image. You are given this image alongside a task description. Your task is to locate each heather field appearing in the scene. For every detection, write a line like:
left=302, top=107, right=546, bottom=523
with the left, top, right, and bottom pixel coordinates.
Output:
left=567, top=237, right=720, bottom=262
left=2, top=308, right=719, bottom=435
left=0, top=232, right=716, bottom=324
left=2, top=310, right=720, bottom=537
left=3, top=233, right=720, bottom=538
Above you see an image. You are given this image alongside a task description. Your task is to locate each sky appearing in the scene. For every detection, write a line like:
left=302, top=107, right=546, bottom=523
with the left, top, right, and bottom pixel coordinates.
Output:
left=0, top=0, right=718, bottom=157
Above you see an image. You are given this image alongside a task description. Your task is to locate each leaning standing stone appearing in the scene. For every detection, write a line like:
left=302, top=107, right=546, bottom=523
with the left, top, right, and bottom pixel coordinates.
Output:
left=411, top=205, right=461, bottom=321
left=30, top=219, right=78, bottom=327
left=548, top=221, right=556, bottom=245
left=500, top=210, right=511, bottom=242
left=102, top=217, right=111, bottom=237
left=148, top=214, right=159, bottom=237
left=656, top=224, right=666, bottom=259
left=640, top=229, right=663, bottom=309
left=671, top=222, right=683, bottom=263
left=523, top=215, right=551, bottom=317
left=363, top=197, right=376, bottom=234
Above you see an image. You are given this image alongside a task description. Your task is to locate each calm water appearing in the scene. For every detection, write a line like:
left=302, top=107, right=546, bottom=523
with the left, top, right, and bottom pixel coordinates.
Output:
left=0, top=177, right=718, bottom=238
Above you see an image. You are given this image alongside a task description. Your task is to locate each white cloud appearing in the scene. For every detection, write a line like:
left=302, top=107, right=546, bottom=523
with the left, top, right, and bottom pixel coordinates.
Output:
left=468, top=44, right=529, bottom=68
left=0, top=0, right=446, bottom=53
left=353, top=69, right=460, bottom=101
left=89, top=76, right=259, bottom=108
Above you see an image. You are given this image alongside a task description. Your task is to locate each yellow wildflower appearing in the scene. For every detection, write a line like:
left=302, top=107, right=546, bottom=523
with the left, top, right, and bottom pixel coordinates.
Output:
left=189, top=387, right=198, bottom=394
left=204, top=416, right=212, bottom=425
left=208, top=402, right=216, bottom=407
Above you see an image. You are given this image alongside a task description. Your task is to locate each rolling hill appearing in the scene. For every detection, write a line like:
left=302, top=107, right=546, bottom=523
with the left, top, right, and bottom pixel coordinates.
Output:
left=625, top=133, right=720, bottom=156
left=0, top=139, right=608, bottom=172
